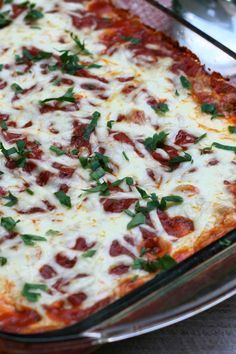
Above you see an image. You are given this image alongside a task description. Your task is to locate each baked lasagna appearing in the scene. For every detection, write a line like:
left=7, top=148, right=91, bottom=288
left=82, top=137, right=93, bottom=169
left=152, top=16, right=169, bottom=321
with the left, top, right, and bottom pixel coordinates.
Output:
left=0, top=0, right=235, bottom=334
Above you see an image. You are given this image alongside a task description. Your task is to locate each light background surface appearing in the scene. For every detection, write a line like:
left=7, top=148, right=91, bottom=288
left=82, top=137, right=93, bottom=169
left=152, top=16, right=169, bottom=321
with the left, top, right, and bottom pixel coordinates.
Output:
left=96, top=296, right=236, bottom=354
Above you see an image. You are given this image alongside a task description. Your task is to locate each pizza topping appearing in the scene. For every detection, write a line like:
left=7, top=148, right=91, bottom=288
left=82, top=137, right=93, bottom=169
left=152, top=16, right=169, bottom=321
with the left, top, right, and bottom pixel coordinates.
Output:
left=1, top=216, right=19, bottom=231
left=54, top=190, right=72, bottom=208
left=40, top=87, right=76, bottom=105
left=133, top=254, right=177, bottom=273
left=180, top=75, right=191, bottom=90
left=228, top=126, right=236, bottom=134
left=22, top=283, right=48, bottom=303
left=21, top=234, right=47, bottom=246
left=0, top=0, right=234, bottom=334
left=144, top=131, right=168, bottom=151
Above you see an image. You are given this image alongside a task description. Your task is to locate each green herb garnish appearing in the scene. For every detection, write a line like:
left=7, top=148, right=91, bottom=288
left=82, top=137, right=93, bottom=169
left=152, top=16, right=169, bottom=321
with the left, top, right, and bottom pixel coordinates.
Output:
left=0, top=257, right=7, bottom=266
left=1, top=217, right=19, bottom=231
left=22, top=283, right=48, bottom=302
left=0, top=10, right=11, bottom=29
left=194, top=133, right=207, bottom=144
left=25, top=188, right=34, bottom=195
left=152, top=103, right=169, bottom=114
left=11, top=83, right=23, bottom=94
left=83, top=111, right=101, bottom=140
left=83, top=182, right=110, bottom=196
left=120, top=35, right=141, bottom=44
left=82, top=250, right=96, bottom=258
left=54, top=190, right=72, bottom=208
left=21, top=234, right=47, bottom=246
left=0, top=121, right=8, bottom=130
left=16, top=49, right=52, bottom=64
left=122, top=151, right=129, bottom=161
left=24, top=3, right=44, bottom=22
left=3, top=192, right=18, bottom=207
left=180, top=75, right=191, bottom=90
left=127, top=212, right=146, bottom=230
left=132, top=254, right=177, bottom=273
left=71, top=33, right=91, bottom=56
left=144, top=131, right=168, bottom=151
left=40, top=87, right=75, bottom=105
left=212, top=142, right=236, bottom=153
left=107, top=120, right=115, bottom=129
left=169, top=152, right=193, bottom=165
left=46, top=229, right=60, bottom=236
left=49, top=145, right=65, bottom=156
left=228, top=126, right=236, bottom=134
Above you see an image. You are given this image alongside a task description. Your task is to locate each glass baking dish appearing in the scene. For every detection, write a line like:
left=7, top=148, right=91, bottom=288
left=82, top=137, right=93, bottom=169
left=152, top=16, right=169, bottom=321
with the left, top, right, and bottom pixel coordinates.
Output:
left=0, top=1, right=235, bottom=353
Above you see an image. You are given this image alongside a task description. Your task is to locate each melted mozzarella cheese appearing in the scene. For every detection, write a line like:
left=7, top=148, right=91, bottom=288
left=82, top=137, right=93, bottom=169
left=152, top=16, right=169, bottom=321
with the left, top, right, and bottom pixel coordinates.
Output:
left=0, top=0, right=235, bottom=332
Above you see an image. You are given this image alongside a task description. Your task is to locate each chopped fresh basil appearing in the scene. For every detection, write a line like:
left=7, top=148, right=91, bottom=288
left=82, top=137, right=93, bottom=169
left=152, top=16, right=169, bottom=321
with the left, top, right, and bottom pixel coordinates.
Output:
left=86, top=63, right=102, bottom=69
left=152, top=103, right=169, bottom=114
left=124, top=209, right=135, bottom=217
left=194, top=133, right=207, bottom=144
left=80, top=152, right=110, bottom=180
left=83, top=182, right=110, bottom=196
left=3, top=192, right=18, bottom=207
left=52, top=78, right=61, bottom=86
left=48, top=64, right=58, bottom=72
left=82, top=250, right=96, bottom=258
left=127, top=212, right=146, bottom=230
left=126, top=176, right=134, bottom=186
left=24, top=3, right=44, bottom=22
left=159, top=195, right=183, bottom=210
left=21, top=234, right=47, bottom=246
left=201, top=103, right=223, bottom=119
left=140, top=247, right=149, bottom=257
left=0, top=10, right=11, bottom=29
left=180, top=75, right=191, bottom=90
left=122, top=151, right=129, bottom=161
left=0, top=64, right=3, bottom=71
left=25, top=188, right=34, bottom=195
left=0, top=142, right=17, bottom=158
left=212, top=142, right=236, bottom=153
left=83, top=111, right=101, bottom=140
left=71, top=148, right=79, bottom=155
left=40, top=87, right=75, bottom=104
left=107, top=120, right=115, bottom=129
left=54, top=190, right=72, bottom=208
left=0, top=257, right=7, bottom=266
left=22, top=283, right=48, bottom=302
left=11, top=83, right=23, bottom=94
left=169, top=152, right=193, bottom=165
left=144, top=131, right=168, bottom=151
left=175, top=89, right=180, bottom=96
left=201, top=103, right=217, bottom=115
left=16, top=49, right=52, bottom=64
left=120, top=35, right=141, bottom=44
left=1, top=217, right=19, bottom=231
left=71, top=33, right=91, bottom=56
left=136, top=186, right=149, bottom=199
left=132, top=254, right=177, bottom=272
left=49, top=145, right=65, bottom=156
left=228, top=126, right=236, bottom=134
left=112, top=176, right=134, bottom=187
left=59, top=50, right=81, bottom=75
left=90, top=166, right=105, bottom=180
left=0, top=121, right=8, bottom=130
left=46, top=229, right=60, bottom=236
